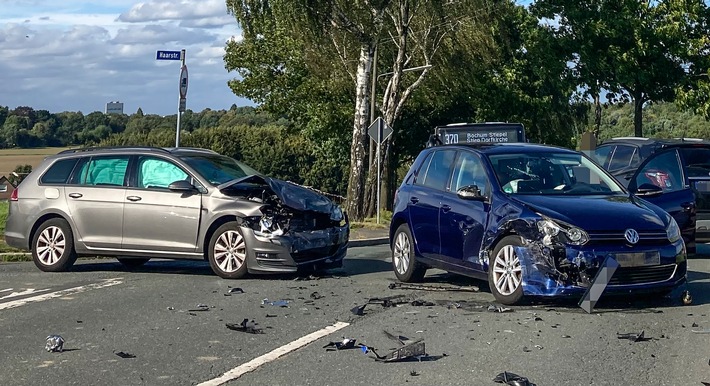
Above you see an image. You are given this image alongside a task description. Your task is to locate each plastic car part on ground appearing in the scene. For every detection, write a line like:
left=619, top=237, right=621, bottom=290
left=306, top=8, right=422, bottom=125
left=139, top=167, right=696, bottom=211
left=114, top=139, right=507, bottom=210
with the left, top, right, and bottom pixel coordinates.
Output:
left=362, top=339, right=427, bottom=362
left=262, top=298, right=289, bottom=307
left=226, top=319, right=264, bottom=334
left=188, top=304, right=210, bottom=312
left=493, top=371, right=537, bottom=386
left=323, top=338, right=358, bottom=351
left=579, top=255, right=620, bottom=313
left=617, top=331, right=651, bottom=342
left=114, top=351, right=136, bottom=359
left=388, top=282, right=479, bottom=292
left=45, top=335, right=65, bottom=352
left=488, top=304, right=514, bottom=313
left=682, top=290, right=693, bottom=305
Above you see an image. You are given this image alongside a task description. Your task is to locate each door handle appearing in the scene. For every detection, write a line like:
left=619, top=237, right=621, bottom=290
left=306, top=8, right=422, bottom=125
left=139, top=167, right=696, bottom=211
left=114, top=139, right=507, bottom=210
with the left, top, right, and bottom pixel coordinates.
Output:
left=126, top=196, right=142, bottom=202
left=441, top=205, right=451, bottom=213
left=681, top=202, right=695, bottom=211
left=68, top=193, right=83, bottom=199
left=410, top=197, right=420, bottom=204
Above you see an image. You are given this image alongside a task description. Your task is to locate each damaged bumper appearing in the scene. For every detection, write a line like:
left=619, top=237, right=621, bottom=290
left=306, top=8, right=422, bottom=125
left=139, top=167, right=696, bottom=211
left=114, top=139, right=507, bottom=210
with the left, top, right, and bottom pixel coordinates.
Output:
left=516, top=241, right=687, bottom=297
left=241, top=225, right=349, bottom=274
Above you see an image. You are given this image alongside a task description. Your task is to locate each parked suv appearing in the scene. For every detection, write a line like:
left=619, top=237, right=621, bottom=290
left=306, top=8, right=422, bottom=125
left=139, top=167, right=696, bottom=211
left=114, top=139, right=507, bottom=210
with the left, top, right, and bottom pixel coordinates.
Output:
left=390, top=142, right=686, bottom=305
left=594, top=137, right=710, bottom=253
left=4, top=147, right=349, bottom=278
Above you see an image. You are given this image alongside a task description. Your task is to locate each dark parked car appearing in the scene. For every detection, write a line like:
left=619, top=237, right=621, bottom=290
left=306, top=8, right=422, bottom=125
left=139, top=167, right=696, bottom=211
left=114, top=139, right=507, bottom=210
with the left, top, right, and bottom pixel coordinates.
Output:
left=390, top=142, right=686, bottom=305
left=4, top=147, right=349, bottom=278
left=594, top=137, right=710, bottom=253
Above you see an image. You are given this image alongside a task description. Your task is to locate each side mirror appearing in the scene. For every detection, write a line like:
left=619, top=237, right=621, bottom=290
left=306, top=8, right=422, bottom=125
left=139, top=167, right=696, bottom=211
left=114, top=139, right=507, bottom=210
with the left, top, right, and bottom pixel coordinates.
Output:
left=168, top=180, right=195, bottom=192
left=457, top=185, right=486, bottom=201
left=634, top=183, right=663, bottom=198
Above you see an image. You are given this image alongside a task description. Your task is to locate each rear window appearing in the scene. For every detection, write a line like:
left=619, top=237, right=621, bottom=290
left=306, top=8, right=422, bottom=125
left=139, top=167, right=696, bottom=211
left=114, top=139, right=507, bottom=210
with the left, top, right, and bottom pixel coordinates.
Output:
left=680, top=148, right=710, bottom=178
left=40, top=158, right=79, bottom=184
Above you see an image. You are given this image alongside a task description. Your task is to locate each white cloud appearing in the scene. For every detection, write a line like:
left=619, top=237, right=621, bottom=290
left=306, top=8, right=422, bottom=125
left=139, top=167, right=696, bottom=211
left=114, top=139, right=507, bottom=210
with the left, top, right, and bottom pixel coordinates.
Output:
left=118, top=0, right=228, bottom=23
left=0, top=0, right=248, bottom=115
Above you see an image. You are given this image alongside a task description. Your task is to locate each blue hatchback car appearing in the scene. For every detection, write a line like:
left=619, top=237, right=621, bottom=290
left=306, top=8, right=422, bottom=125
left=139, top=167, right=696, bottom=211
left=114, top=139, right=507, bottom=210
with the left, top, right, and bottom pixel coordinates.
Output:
left=390, top=142, right=687, bottom=305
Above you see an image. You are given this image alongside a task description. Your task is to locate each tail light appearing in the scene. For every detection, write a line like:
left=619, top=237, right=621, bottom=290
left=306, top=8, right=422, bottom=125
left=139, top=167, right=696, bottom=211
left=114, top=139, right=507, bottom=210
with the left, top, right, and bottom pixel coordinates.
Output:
left=644, top=170, right=671, bottom=189
left=10, top=188, right=18, bottom=201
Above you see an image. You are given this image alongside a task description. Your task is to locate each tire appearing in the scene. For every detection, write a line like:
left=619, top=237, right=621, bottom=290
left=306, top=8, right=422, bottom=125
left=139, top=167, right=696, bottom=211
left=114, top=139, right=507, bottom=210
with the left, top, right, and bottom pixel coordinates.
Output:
left=31, top=218, right=77, bottom=272
left=391, top=224, right=426, bottom=282
left=488, top=235, right=524, bottom=305
left=117, top=257, right=150, bottom=270
left=208, top=222, right=249, bottom=279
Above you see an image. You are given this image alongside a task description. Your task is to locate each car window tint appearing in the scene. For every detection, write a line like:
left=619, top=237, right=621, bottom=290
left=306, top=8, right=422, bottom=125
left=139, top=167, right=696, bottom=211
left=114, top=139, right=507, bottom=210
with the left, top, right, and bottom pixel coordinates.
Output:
left=421, top=150, right=455, bottom=190
left=76, top=156, right=129, bottom=186
left=593, top=146, right=613, bottom=168
left=635, top=150, right=683, bottom=192
left=680, top=148, right=710, bottom=178
left=608, top=145, right=635, bottom=171
left=40, top=158, right=79, bottom=184
left=451, top=152, right=488, bottom=196
left=413, top=152, right=434, bottom=185
left=137, top=157, right=189, bottom=189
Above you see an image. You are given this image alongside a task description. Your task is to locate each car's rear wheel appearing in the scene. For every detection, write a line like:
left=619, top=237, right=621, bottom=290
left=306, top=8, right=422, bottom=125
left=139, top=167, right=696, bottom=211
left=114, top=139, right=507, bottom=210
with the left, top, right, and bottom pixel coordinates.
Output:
left=488, top=235, right=524, bottom=305
left=208, top=222, right=248, bottom=279
left=392, top=224, right=426, bottom=282
left=31, top=218, right=77, bottom=272
left=117, top=257, right=150, bottom=270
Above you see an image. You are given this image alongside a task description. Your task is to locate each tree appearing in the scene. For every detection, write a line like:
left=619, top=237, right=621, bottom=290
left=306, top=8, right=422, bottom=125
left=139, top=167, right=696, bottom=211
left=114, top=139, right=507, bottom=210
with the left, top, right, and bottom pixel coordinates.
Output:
left=532, top=0, right=710, bottom=137
left=8, top=164, right=32, bottom=186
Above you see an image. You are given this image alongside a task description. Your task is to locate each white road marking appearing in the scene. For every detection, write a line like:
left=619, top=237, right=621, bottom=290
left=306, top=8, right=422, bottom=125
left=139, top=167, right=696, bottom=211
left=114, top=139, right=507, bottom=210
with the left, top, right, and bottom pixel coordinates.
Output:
left=0, top=288, right=13, bottom=293
left=0, top=288, right=51, bottom=300
left=0, top=278, right=123, bottom=310
left=197, top=321, right=350, bottom=386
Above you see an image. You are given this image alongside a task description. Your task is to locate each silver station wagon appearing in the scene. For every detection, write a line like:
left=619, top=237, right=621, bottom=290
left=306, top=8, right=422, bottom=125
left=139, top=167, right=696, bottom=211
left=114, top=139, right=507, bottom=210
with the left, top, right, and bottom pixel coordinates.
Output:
left=4, top=147, right=349, bottom=278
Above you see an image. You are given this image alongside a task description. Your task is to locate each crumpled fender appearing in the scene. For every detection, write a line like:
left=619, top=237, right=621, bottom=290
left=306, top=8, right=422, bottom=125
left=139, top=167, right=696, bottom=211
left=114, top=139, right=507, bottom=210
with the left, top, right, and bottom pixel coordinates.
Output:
left=218, top=175, right=336, bottom=214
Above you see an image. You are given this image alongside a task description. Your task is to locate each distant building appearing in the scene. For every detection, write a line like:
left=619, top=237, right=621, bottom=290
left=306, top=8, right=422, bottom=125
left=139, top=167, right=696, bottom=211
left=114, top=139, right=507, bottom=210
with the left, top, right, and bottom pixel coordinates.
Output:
left=105, top=101, right=124, bottom=115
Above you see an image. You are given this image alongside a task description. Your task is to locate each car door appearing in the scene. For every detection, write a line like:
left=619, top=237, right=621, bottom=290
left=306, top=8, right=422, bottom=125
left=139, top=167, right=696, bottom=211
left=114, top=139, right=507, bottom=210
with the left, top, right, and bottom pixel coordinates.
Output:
left=65, top=155, right=129, bottom=249
left=628, top=148, right=695, bottom=248
left=679, top=147, right=710, bottom=243
left=439, top=151, right=490, bottom=271
left=121, top=155, right=202, bottom=253
left=408, top=150, right=455, bottom=259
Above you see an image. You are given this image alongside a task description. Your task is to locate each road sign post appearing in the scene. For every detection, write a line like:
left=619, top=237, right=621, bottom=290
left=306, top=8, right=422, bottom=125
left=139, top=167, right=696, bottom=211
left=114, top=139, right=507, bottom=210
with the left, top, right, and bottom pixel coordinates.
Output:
left=156, top=49, right=186, bottom=147
left=368, top=117, right=393, bottom=224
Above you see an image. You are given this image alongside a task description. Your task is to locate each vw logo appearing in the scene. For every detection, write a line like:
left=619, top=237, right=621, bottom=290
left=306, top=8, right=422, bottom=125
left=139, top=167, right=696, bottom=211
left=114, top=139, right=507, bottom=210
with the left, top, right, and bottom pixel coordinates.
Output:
left=624, top=229, right=639, bottom=244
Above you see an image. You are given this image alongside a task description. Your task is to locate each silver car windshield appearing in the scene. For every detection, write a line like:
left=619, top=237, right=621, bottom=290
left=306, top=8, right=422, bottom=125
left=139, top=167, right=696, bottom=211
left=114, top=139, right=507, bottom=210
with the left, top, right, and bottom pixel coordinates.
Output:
left=489, top=152, right=624, bottom=195
left=180, top=155, right=261, bottom=185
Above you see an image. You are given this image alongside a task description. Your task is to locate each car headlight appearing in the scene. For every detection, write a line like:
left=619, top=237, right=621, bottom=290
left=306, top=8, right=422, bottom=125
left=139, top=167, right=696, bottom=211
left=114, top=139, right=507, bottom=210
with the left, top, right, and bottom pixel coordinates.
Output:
left=666, top=217, right=681, bottom=243
left=330, top=205, right=344, bottom=222
left=537, top=217, right=588, bottom=246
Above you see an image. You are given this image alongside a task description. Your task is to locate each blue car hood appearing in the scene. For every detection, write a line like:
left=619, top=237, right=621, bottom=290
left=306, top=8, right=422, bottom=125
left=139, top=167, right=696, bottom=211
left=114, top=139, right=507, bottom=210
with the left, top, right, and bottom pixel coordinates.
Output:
left=510, top=194, right=666, bottom=231
left=219, top=175, right=336, bottom=214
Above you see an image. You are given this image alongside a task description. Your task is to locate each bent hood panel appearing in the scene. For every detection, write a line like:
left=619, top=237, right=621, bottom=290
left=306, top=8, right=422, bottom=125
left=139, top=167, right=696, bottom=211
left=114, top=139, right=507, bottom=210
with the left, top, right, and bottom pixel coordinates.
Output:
left=511, top=194, right=666, bottom=231
left=219, top=175, right=335, bottom=214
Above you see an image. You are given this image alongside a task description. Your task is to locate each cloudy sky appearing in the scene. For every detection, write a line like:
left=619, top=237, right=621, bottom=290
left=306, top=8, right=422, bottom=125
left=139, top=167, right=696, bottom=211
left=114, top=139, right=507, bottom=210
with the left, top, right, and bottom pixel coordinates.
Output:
left=0, top=0, right=251, bottom=115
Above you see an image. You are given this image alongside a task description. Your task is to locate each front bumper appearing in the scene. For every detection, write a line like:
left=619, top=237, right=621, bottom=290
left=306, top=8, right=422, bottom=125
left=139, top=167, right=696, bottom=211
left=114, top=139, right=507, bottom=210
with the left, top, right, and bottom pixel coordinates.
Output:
left=518, top=241, right=687, bottom=297
left=240, top=225, right=350, bottom=274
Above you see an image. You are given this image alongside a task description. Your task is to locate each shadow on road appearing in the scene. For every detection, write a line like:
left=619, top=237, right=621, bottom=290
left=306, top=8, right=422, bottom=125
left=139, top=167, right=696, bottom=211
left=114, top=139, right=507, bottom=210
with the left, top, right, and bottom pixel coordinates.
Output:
left=70, top=259, right=217, bottom=277
left=342, top=258, right=392, bottom=276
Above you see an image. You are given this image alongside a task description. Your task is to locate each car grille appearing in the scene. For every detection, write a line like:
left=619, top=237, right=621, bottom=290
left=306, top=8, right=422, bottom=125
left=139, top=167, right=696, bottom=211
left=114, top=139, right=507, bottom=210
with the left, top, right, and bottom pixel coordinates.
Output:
left=586, top=230, right=668, bottom=246
left=608, top=264, right=676, bottom=285
left=292, top=245, right=341, bottom=263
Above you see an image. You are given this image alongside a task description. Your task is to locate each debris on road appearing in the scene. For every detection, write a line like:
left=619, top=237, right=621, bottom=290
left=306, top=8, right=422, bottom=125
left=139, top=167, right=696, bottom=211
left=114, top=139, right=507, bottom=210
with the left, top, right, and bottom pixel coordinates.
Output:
left=225, top=287, right=244, bottom=295
left=691, top=329, right=710, bottom=334
left=114, top=351, right=136, bottom=359
left=369, top=339, right=427, bottom=362
left=682, top=290, right=692, bottom=306
left=410, top=371, right=420, bottom=376
left=262, top=298, right=289, bottom=307
left=45, top=335, right=65, bottom=352
left=388, top=282, right=479, bottom=292
left=488, top=304, right=514, bottom=313
left=383, top=330, right=412, bottom=345
left=522, top=345, right=543, bottom=352
left=323, top=338, right=358, bottom=351
left=351, top=304, right=367, bottom=316
left=226, top=319, right=264, bottom=334
left=310, top=292, right=324, bottom=300
left=493, top=371, right=537, bottom=386
left=411, top=300, right=435, bottom=307
left=351, top=295, right=409, bottom=315
left=617, top=331, right=651, bottom=342
left=188, top=304, right=210, bottom=312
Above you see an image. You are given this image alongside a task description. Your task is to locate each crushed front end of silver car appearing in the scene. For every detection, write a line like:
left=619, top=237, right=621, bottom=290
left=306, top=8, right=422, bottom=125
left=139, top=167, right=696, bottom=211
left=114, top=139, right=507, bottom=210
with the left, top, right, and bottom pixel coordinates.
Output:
left=219, top=175, right=350, bottom=273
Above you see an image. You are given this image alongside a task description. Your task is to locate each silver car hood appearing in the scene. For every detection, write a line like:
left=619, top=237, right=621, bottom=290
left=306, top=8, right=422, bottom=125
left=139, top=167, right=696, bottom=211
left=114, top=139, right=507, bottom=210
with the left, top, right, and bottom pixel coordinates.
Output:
left=218, top=175, right=336, bottom=214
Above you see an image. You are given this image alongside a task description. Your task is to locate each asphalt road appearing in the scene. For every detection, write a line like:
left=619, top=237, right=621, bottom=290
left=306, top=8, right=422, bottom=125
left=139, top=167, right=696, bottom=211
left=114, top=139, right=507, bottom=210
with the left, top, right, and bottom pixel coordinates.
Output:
left=1, top=245, right=710, bottom=386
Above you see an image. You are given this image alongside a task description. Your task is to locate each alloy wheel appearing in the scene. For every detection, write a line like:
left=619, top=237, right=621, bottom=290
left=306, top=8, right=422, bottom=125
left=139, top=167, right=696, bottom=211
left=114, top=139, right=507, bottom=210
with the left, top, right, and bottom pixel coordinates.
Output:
left=36, top=226, right=66, bottom=266
left=492, top=245, right=522, bottom=296
left=393, top=231, right=411, bottom=275
left=214, top=230, right=246, bottom=273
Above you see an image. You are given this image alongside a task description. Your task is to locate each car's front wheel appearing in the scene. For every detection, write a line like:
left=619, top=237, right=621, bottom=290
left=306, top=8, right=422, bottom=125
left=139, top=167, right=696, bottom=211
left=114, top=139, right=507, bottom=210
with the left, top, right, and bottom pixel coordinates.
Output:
left=392, top=224, right=426, bottom=282
left=488, top=235, right=524, bottom=305
left=208, top=222, right=248, bottom=279
left=31, top=218, right=77, bottom=272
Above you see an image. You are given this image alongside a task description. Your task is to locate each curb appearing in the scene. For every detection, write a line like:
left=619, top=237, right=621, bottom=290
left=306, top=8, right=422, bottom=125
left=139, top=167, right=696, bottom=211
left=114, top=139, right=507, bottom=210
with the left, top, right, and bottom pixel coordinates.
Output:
left=349, top=237, right=389, bottom=248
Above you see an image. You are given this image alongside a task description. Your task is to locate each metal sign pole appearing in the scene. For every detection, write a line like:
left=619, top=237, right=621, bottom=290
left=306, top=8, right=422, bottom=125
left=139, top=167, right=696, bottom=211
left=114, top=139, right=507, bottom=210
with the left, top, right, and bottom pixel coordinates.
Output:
left=176, top=49, right=186, bottom=147
left=376, top=119, right=382, bottom=225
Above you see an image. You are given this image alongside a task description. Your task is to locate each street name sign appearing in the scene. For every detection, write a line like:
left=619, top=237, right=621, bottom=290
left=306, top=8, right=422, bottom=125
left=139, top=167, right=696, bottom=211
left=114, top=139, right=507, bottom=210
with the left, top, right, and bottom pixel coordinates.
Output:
left=156, top=50, right=182, bottom=60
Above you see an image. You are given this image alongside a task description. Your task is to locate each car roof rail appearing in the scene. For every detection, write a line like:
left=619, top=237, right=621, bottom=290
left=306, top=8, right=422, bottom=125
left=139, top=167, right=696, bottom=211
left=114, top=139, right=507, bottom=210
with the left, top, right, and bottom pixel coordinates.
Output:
left=165, top=147, right=219, bottom=154
left=58, top=146, right=170, bottom=154
left=610, top=137, right=651, bottom=141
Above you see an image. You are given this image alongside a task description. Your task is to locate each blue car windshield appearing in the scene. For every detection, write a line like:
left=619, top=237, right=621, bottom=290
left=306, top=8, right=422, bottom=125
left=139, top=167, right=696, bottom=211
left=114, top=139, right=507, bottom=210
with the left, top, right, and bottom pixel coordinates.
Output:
left=489, top=152, right=624, bottom=195
left=180, top=155, right=261, bottom=185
